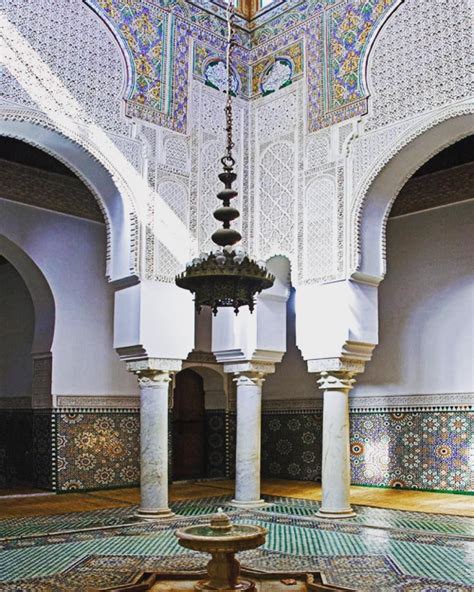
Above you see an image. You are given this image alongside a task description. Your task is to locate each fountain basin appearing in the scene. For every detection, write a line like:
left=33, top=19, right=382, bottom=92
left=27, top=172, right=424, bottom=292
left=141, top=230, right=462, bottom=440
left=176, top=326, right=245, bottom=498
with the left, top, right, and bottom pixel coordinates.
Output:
left=176, top=510, right=267, bottom=591
left=176, top=523, right=267, bottom=554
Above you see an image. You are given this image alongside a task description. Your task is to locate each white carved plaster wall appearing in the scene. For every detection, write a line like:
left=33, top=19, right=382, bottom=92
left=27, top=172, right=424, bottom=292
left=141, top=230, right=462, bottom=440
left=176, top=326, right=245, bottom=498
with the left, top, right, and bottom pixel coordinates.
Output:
left=295, top=0, right=473, bottom=370
left=1, top=1, right=151, bottom=282
left=350, top=0, right=474, bottom=278
left=251, top=84, right=302, bottom=270
left=0, top=117, right=139, bottom=283
left=2, top=0, right=473, bottom=381
left=352, top=112, right=474, bottom=281
left=191, top=83, right=245, bottom=257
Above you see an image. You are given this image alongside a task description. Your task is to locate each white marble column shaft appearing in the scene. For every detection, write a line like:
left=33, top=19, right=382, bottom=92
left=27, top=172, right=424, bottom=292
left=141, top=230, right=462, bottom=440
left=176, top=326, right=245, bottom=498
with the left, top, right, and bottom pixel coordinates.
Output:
left=136, top=371, right=174, bottom=520
left=316, top=371, right=356, bottom=518
left=231, top=373, right=266, bottom=508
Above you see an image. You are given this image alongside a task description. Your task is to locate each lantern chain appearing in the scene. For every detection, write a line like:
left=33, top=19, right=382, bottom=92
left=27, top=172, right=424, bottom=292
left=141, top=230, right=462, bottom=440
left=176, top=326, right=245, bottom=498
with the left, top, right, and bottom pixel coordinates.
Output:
left=222, top=0, right=236, bottom=172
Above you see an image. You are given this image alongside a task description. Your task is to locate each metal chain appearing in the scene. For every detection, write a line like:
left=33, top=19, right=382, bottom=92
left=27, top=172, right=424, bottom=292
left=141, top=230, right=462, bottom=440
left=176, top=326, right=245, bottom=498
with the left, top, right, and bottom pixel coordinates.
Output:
left=222, top=0, right=236, bottom=171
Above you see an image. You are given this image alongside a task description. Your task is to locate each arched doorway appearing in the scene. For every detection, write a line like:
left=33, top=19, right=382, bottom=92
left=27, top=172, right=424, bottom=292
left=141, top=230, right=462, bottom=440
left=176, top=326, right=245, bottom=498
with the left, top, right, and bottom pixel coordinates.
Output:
left=352, top=136, right=474, bottom=492
left=172, top=369, right=206, bottom=481
left=0, top=136, right=139, bottom=493
left=0, top=114, right=138, bottom=283
left=0, top=236, right=56, bottom=493
left=0, top=257, right=35, bottom=492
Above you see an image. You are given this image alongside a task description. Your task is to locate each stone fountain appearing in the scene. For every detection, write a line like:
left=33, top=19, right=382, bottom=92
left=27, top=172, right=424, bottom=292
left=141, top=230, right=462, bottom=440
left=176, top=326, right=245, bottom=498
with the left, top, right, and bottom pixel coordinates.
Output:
left=175, top=509, right=267, bottom=591
left=92, top=510, right=355, bottom=591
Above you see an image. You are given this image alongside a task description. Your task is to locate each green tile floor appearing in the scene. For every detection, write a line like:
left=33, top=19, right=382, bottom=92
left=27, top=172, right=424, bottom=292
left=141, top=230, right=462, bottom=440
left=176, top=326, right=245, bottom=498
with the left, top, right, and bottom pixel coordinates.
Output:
left=0, top=495, right=472, bottom=591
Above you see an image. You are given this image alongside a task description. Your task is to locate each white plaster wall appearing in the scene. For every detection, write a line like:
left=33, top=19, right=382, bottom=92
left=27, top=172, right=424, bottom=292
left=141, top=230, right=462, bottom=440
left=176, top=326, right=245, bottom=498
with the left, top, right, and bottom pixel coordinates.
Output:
left=0, top=262, right=34, bottom=398
left=354, top=200, right=474, bottom=397
left=0, top=198, right=138, bottom=397
left=264, top=289, right=318, bottom=400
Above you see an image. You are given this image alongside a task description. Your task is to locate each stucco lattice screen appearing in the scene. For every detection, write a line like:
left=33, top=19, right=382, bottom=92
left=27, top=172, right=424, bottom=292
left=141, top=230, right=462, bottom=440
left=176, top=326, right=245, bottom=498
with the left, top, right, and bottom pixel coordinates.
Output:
left=306, top=134, right=330, bottom=169
left=164, top=136, right=189, bottom=171
left=155, top=181, right=189, bottom=280
left=258, top=143, right=295, bottom=260
left=256, top=93, right=297, bottom=145
left=366, top=0, right=473, bottom=131
left=303, top=176, right=337, bottom=282
left=2, top=0, right=130, bottom=137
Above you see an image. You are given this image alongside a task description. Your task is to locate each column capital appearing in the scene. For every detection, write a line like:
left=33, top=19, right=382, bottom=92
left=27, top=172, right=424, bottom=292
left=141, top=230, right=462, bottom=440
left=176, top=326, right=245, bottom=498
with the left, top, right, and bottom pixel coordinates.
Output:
left=126, top=357, right=182, bottom=375
left=307, top=357, right=366, bottom=375
left=135, top=371, right=172, bottom=389
left=317, top=371, right=356, bottom=391
left=223, top=361, right=275, bottom=376
left=233, top=372, right=267, bottom=388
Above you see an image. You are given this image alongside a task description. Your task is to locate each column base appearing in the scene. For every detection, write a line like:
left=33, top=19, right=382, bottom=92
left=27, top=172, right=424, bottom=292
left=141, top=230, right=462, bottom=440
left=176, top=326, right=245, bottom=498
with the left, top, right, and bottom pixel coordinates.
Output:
left=315, top=508, right=356, bottom=519
left=135, top=508, right=176, bottom=521
left=229, top=499, right=267, bottom=509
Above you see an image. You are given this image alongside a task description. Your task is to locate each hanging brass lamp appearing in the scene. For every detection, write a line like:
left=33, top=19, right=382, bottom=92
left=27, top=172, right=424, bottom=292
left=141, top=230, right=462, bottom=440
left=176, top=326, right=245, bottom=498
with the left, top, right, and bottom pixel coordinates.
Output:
left=175, top=0, right=274, bottom=314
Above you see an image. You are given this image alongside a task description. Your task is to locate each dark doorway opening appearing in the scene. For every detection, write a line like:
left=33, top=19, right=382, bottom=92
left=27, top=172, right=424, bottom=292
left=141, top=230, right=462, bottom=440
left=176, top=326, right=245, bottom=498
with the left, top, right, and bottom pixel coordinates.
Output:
left=0, top=258, right=35, bottom=493
left=172, top=369, right=206, bottom=481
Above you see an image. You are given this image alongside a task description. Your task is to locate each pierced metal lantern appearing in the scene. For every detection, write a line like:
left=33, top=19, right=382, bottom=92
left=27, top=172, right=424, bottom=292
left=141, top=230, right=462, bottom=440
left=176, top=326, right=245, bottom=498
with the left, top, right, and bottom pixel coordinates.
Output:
left=175, top=168, right=274, bottom=315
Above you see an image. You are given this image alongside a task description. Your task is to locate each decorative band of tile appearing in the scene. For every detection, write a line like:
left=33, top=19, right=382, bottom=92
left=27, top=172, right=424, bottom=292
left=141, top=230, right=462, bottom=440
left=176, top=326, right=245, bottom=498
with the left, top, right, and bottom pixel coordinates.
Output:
left=350, top=393, right=474, bottom=413
left=54, top=408, right=139, bottom=415
left=349, top=404, right=473, bottom=413
left=262, top=399, right=323, bottom=412
left=55, top=395, right=139, bottom=410
left=261, top=393, right=473, bottom=413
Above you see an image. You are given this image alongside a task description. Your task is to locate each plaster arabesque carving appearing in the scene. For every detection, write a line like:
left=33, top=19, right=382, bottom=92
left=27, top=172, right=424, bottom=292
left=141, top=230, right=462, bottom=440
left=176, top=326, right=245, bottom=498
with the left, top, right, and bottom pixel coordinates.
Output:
left=349, top=0, right=474, bottom=276
left=1, top=0, right=472, bottom=288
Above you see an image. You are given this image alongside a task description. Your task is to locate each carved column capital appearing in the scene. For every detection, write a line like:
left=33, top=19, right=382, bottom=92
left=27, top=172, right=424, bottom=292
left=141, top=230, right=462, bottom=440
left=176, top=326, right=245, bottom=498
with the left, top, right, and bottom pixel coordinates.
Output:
left=224, top=361, right=276, bottom=376
left=135, top=370, right=172, bottom=389
left=126, top=358, right=182, bottom=389
left=317, top=371, right=356, bottom=392
left=126, top=358, right=182, bottom=374
left=233, top=372, right=266, bottom=388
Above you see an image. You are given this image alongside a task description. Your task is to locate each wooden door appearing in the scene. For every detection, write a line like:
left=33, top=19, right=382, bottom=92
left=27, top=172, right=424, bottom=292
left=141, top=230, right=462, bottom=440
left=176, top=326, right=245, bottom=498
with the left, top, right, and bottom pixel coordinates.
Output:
left=172, top=369, right=206, bottom=480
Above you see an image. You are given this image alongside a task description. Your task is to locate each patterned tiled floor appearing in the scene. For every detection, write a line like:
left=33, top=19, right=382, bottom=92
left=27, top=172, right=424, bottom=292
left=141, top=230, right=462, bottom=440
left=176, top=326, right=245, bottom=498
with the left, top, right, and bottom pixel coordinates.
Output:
left=0, top=495, right=472, bottom=591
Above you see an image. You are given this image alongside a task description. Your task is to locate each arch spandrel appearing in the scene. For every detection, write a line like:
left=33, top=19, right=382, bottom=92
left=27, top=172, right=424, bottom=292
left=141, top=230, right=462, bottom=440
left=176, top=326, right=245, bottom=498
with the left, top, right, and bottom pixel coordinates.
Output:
left=351, top=110, right=474, bottom=282
left=0, top=114, right=141, bottom=284
left=350, top=0, right=474, bottom=281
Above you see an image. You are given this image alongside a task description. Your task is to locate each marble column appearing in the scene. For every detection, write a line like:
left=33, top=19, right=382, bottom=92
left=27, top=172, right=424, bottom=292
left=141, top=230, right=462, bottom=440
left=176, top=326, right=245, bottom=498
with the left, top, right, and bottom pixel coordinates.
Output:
left=316, top=371, right=356, bottom=519
left=231, top=372, right=266, bottom=508
left=135, top=370, right=174, bottom=520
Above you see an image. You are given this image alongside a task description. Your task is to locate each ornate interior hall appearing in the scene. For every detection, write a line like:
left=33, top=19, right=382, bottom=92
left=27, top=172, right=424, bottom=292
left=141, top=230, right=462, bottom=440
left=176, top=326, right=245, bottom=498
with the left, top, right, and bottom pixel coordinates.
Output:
left=0, top=0, right=472, bottom=590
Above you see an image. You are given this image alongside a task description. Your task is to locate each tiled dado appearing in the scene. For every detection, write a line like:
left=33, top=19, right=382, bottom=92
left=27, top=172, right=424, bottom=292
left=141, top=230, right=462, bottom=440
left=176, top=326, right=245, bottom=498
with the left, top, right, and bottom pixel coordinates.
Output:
left=56, top=409, right=231, bottom=490
left=50, top=407, right=474, bottom=493
left=261, top=411, right=323, bottom=482
left=1, top=407, right=471, bottom=493
left=350, top=410, right=473, bottom=492
left=259, top=408, right=473, bottom=493
left=55, top=410, right=140, bottom=491
left=0, top=410, right=53, bottom=490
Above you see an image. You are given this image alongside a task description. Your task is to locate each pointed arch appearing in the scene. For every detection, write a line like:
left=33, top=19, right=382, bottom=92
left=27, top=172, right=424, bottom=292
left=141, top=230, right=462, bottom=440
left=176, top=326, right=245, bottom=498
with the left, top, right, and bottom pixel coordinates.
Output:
left=352, top=110, right=474, bottom=281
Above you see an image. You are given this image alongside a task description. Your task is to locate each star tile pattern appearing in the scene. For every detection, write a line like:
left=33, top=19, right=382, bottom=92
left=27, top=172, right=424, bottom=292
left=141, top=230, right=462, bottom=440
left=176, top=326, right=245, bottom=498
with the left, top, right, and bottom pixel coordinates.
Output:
left=2, top=408, right=471, bottom=493
left=0, top=496, right=472, bottom=590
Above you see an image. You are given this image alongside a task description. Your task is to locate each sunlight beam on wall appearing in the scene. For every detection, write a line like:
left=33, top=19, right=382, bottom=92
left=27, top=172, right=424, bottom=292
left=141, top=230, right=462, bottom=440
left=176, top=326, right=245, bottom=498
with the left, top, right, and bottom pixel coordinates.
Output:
left=0, top=14, right=193, bottom=267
